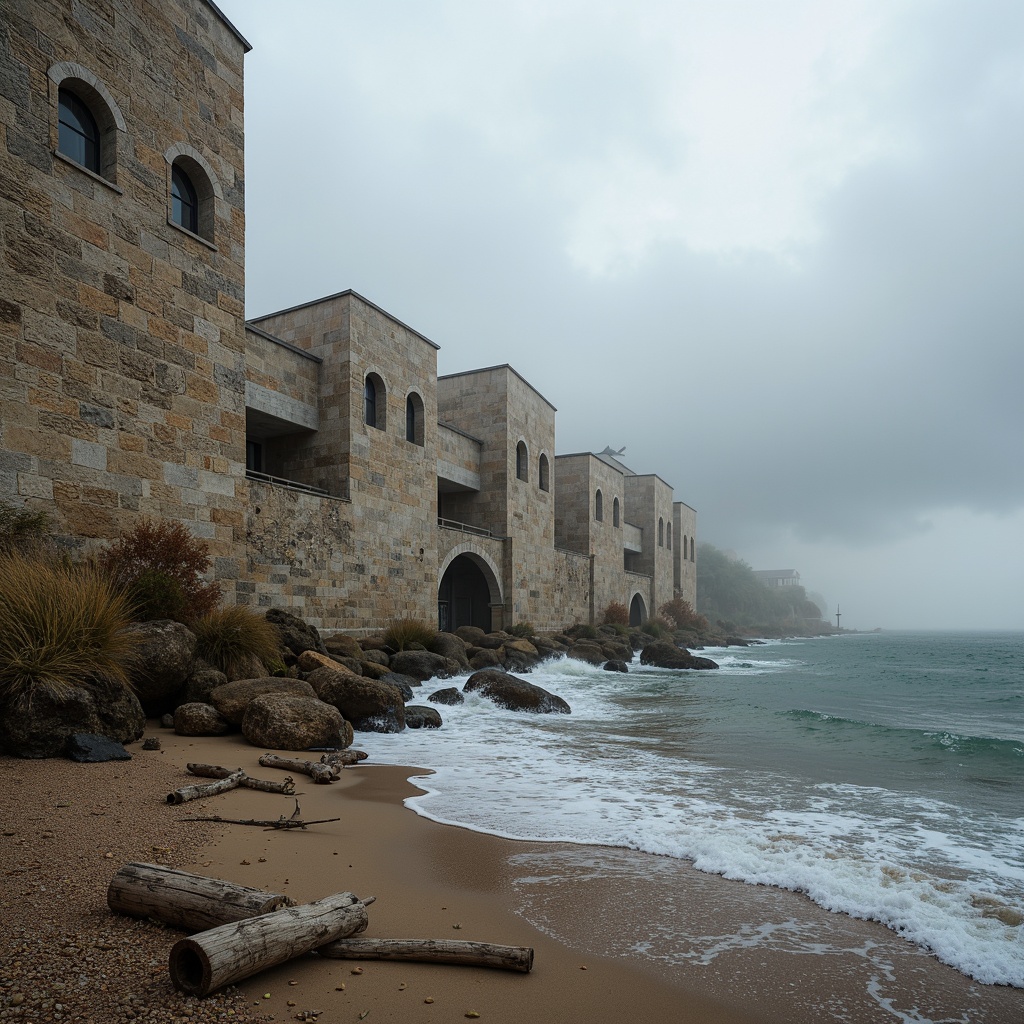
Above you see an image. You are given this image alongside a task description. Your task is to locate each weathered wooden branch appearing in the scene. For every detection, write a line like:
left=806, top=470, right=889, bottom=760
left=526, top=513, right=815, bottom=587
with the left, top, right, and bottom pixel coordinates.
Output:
left=186, top=762, right=296, bottom=795
left=259, top=753, right=339, bottom=784
left=178, top=800, right=338, bottom=830
left=317, top=937, right=534, bottom=973
left=320, top=750, right=368, bottom=768
left=169, top=892, right=372, bottom=996
left=167, top=770, right=246, bottom=805
left=107, top=862, right=296, bottom=932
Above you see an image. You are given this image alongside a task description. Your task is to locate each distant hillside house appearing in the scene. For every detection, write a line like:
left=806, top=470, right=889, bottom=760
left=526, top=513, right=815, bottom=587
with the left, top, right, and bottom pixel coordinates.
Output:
left=753, top=570, right=802, bottom=588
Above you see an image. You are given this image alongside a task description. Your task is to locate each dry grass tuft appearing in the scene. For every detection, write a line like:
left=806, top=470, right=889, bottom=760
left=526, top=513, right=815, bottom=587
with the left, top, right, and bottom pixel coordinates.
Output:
left=382, top=616, right=436, bottom=651
left=192, top=605, right=281, bottom=676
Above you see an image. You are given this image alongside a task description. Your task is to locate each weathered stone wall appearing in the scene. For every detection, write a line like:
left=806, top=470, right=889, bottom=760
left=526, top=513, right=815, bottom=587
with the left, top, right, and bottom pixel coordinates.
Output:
left=624, top=474, right=676, bottom=616
left=673, top=501, right=697, bottom=608
left=0, top=0, right=249, bottom=575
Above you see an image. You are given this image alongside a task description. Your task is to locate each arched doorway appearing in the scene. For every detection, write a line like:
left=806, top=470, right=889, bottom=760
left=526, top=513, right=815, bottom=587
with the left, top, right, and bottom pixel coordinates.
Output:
left=438, top=554, right=493, bottom=633
left=629, top=593, right=647, bottom=627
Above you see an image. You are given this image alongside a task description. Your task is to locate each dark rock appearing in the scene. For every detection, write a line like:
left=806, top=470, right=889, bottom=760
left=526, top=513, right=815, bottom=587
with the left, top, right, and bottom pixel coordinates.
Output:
left=378, top=672, right=418, bottom=701
left=388, top=650, right=455, bottom=682
left=183, top=667, right=228, bottom=705
left=566, top=641, right=605, bottom=666
left=323, top=634, right=364, bottom=659
left=142, top=736, right=161, bottom=750
left=265, top=608, right=326, bottom=656
left=603, top=660, right=629, bottom=673
left=600, top=641, right=633, bottom=662
left=454, top=625, right=485, bottom=645
left=473, top=631, right=511, bottom=650
left=358, top=659, right=392, bottom=679
left=361, top=648, right=390, bottom=666
left=426, top=631, right=470, bottom=670
left=501, top=638, right=541, bottom=671
left=427, top=687, right=464, bottom=706
left=174, top=702, right=232, bottom=736
left=209, top=677, right=317, bottom=726
left=725, top=636, right=750, bottom=647
left=464, top=669, right=571, bottom=714
left=639, top=641, right=719, bottom=671
left=0, top=677, right=145, bottom=759
left=241, top=693, right=345, bottom=750
left=65, top=733, right=132, bottom=762
left=126, top=620, right=196, bottom=714
left=307, top=668, right=406, bottom=734
left=160, top=713, right=175, bottom=728
left=469, top=647, right=503, bottom=670
left=405, top=705, right=443, bottom=729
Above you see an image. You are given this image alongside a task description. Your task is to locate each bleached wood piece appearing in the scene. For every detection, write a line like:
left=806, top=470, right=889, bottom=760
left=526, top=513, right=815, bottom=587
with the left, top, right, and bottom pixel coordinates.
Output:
left=107, top=862, right=295, bottom=932
left=168, top=892, right=371, bottom=996
left=167, top=770, right=245, bottom=804
left=258, top=753, right=339, bottom=784
left=317, top=937, right=534, bottom=972
left=186, top=762, right=295, bottom=794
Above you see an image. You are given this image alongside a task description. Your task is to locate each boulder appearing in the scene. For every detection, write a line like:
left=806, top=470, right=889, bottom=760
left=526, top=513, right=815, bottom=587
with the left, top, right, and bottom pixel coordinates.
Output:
left=307, top=668, right=406, bottom=733
left=323, top=634, right=364, bottom=659
left=65, top=733, right=131, bottom=762
left=468, top=648, right=503, bottom=670
left=126, top=620, right=197, bottom=714
left=405, top=706, right=443, bottom=729
left=182, top=667, right=228, bottom=706
left=463, top=669, right=571, bottom=714
left=224, top=655, right=269, bottom=683
left=0, top=677, right=145, bottom=759
left=454, top=625, right=485, bottom=645
left=378, top=672, right=418, bottom=701
left=361, top=648, right=390, bottom=666
left=297, top=650, right=359, bottom=676
left=639, top=641, right=719, bottom=671
left=241, top=693, right=345, bottom=750
left=358, top=659, right=393, bottom=680
left=501, top=647, right=539, bottom=674
left=600, top=641, right=633, bottom=663
left=265, top=608, right=326, bottom=656
left=426, top=632, right=470, bottom=670
left=473, top=632, right=511, bottom=650
left=174, top=702, right=232, bottom=736
left=427, top=687, right=465, bottom=706
left=566, top=641, right=605, bottom=666
left=209, top=678, right=317, bottom=726
left=531, top=637, right=567, bottom=660
left=388, top=650, right=455, bottom=682
left=603, top=660, right=629, bottom=673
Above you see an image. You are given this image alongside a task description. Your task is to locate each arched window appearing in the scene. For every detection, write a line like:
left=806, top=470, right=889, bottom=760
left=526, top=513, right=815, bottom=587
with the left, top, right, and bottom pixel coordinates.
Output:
left=406, top=392, right=424, bottom=445
left=612, top=497, right=620, bottom=527
left=595, top=489, right=603, bottom=522
left=58, top=88, right=100, bottom=173
left=171, top=164, right=199, bottom=234
left=364, top=373, right=386, bottom=429
left=658, top=517, right=664, bottom=547
left=516, top=441, right=528, bottom=481
left=690, top=538, right=695, bottom=563
left=667, top=523, right=672, bottom=550
left=682, top=536, right=688, bottom=560
left=538, top=453, right=550, bottom=491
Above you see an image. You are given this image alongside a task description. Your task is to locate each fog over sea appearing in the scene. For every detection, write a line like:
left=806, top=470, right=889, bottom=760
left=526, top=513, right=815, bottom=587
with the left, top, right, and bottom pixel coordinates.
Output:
left=360, top=632, right=1024, bottom=1022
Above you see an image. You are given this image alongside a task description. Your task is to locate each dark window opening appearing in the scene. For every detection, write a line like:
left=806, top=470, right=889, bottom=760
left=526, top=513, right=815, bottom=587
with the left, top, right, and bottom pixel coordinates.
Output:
left=516, top=441, right=528, bottom=481
left=58, top=89, right=100, bottom=173
left=667, top=523, right=672, bottom=549
left=171, top=163, right=199, bottom=234
left=539, top=453, right=550, bottom=492
left=595, top=489, right=603, bottom=522
left=406, top=392, right=424, bottom=445
left=613, top=497, right=620, bottom=527
left=246, top=439, right=263, bottom=473
left=658, top=517, right=664, bottom=547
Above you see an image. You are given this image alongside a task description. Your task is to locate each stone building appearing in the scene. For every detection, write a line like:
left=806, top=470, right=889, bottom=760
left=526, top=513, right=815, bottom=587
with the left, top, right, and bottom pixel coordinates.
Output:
left=1, top=0, right=698, bottom=633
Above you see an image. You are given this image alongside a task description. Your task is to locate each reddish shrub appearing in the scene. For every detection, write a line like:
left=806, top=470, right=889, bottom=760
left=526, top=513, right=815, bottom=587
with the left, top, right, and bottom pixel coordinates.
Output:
left=660, top=597, right=710, bottom=633
left=601, top=601, right=630, bottom=626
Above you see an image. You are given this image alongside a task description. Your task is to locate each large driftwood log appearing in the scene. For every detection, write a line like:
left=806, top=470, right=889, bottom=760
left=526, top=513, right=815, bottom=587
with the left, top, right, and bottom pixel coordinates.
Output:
left=187, top=762, right=296, bottom=794
left=169, top=892, right=371, bottom=996
left=317, top=937, right=534, bottom=973
left=107, top=862, right=296, bottom=932
left=167, top=770, right=245, bottom=804
left=320, top=750, right=368, bottom=768
left=258, top=753, right=339, bottom=784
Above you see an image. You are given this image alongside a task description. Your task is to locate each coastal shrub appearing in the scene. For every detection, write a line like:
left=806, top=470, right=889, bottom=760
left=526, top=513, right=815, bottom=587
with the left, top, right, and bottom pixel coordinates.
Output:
left=0, top=501, right=50, bottom=553
left=643, top=615, right=672, bottom=639
left=98, top=519, right=221, bottom=623
left=382, top=616, right=436, bottom=652
left=192, top=605, right=281, bottom=676
left=507, top=621, right=535, bottom=638
left=660, top=597, right=710, bottom=634
left=569, top=622, right=600, bottom=640
left=601, top=601, right=629, bottom=626
left=0, top=549, right=137, bottom=707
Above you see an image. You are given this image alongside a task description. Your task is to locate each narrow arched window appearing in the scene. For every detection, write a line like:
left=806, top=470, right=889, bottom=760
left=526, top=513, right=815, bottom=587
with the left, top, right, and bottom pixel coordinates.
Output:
left=406, top=392, right=424, bottom=445
left=364, top=377, right=377, bottom=427
left=691, top=538, right=696, bottom=563
left=682, top=536, right=688, bottom=560
left=538, top=453, right=550, bottom=491
left=516, top=441, right=528, bottom=481
left=667, top=523, right=672, bottom=549
left=613, top=497, right=620, bottom=527
left=595, top=489, right=603, bottom=522
left=171, top=163, right=199, bottom=234
left=658, top=518, right=664, bottom=547
left=58, top=88, right=100, bottom=173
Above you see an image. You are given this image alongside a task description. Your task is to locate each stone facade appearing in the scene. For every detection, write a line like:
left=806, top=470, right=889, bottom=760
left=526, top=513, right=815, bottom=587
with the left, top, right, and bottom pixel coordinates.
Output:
left=1, top=0, right=699, bottom=633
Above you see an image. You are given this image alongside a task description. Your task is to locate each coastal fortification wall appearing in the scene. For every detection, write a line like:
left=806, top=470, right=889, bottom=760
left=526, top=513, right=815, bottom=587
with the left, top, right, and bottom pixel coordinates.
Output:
left=674, top=502, right=697, bottom=607
left=0, top=0, right=250, bottom=577
left=624, top=475, right=676, bottom=615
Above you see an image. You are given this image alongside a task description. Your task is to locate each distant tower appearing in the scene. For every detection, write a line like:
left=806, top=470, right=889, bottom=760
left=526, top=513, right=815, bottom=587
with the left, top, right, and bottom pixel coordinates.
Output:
left=835, top=604, right=842, bottom=630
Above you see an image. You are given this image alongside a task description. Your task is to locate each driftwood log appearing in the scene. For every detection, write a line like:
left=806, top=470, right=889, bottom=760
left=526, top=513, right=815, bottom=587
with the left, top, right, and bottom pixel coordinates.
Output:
left=318, top=937, right=534, bottom=972
left=107, top=862, right=296, bottom=932
left=186, top=763, right=297, bottom=795
left=169, top=892, right=372, bottom=996
left=258, top=753, right=339, bottom=784
left=166, top=770, right=246, bottom=805
left=321, top=750, right=368, bottom=768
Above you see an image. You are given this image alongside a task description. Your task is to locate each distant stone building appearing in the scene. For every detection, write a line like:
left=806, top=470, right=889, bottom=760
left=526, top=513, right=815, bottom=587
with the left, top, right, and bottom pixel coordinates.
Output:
left=1, top=0, right=699, bottom=632
left=753, top=569, right=802, bottom=588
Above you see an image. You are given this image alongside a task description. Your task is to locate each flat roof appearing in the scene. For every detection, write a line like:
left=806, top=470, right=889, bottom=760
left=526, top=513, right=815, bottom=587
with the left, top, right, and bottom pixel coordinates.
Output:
left=250, top=289, right=440, bottom=350
left=439, top=363, right=557, bottom=412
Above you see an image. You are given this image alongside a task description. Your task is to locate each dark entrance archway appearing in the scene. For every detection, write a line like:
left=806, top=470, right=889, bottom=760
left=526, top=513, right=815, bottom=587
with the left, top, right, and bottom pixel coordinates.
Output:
left=438, top=555, right=492, bottom=633
left=629, top=593, right=647, bottom=627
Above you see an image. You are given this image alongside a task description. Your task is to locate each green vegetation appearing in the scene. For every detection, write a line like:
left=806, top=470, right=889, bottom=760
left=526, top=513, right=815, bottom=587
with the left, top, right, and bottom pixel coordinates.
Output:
left=382, top=616, right=436, bottom=651
left=642, top=614, right=672, bottom=638
left=192, top=605, right=281, bottom=676
left=98, top=519, right=221, bottom=623
left=601, top=601, right=630, bottom=626
left=507, top=621, right=535, bottom=638
left=696, top=543, right=826, bottom=632
left=0, top=549, right=137, bottom=706
left=0, top=501, right=50, bottom=553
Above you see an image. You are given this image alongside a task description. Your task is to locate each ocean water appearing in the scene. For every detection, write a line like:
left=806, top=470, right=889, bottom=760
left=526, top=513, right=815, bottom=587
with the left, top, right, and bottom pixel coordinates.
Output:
left=357, top=631, right=1024, bottom=1010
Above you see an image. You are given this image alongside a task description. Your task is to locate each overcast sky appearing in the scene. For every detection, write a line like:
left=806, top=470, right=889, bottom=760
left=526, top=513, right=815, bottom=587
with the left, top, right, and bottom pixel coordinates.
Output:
left=218, top=0, right=1023, bottom=630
